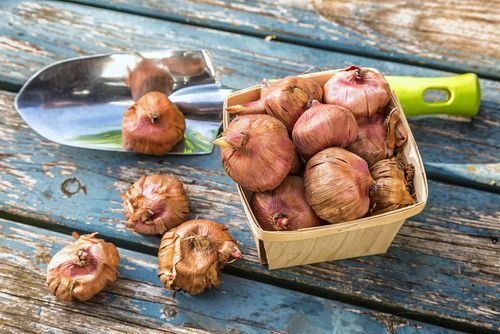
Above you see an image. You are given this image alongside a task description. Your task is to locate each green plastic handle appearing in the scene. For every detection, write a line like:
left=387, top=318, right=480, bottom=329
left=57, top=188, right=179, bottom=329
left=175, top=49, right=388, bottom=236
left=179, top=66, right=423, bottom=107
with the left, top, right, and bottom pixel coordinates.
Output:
left=386, top=73, right=480, bottom=117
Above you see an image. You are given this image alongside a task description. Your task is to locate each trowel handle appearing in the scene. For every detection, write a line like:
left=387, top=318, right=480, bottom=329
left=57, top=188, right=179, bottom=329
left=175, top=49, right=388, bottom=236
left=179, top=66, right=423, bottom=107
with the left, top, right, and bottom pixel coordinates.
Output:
left=386, top=73, right=480, bottom=117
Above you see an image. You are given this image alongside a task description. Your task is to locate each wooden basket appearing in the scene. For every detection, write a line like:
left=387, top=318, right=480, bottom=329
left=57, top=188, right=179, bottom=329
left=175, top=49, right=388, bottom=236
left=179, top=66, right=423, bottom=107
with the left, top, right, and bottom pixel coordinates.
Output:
left=223, top=70, right=429, bottom=269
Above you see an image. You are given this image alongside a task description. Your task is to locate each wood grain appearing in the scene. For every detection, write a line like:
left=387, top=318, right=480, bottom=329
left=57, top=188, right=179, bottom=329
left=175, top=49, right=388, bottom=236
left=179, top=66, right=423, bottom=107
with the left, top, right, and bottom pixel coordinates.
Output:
left=0, top=219, right=461, bottom=334
left=70, top=0, right=500, bottom=79
left=0, top=0, right=498, bottom=330
left=0, top=89, right=498, bottom=331
left=0, top=0, right=498, bottom=191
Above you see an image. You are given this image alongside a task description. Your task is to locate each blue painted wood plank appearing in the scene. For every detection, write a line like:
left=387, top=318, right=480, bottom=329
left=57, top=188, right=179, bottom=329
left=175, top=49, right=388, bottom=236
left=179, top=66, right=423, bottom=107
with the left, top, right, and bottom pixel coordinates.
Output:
left=0, top=91, right=498, bottom=331
left=426, top=163, right=500, bottom=192
left=0, top=0, right=498, bottom=330
left=0, top=218, right=460, bottom=334
left=70, top=0, right=500, bottom=80
left=0, top=1, right=498, bottom=190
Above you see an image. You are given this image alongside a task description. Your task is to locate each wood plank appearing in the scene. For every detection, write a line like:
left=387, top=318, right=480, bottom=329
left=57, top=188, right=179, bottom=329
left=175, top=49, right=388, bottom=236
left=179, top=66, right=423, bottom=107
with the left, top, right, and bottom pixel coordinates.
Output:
left=0, top=0, right=498, bottom=191
left=0, top=0, right=498, bottom=328
left=425, top=163, right=499, bottom=191
left=70, top=0, right=500, bottom=79
left=0, top=1, right=500, bottom=192
left=0, top=89, right=498, bottom=331
left=0, top=219, right=461, bottom=334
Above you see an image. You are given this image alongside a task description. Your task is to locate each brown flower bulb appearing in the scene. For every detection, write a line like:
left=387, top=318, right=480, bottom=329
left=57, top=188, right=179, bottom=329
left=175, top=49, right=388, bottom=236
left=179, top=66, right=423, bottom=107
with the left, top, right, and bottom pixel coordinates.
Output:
left=304, top=147, right=374, bottom=224
left=122, top=91, right=186, bottom=155
left=161, top=54, right=206, bottom=77
left=347, top=107, right=408, bottom=166
left=122, top=174, right=189, bottom=235
left=46, top=232, right=120, bottom=301
left=250, top=176, right=324, bottom=231
left=227, top=76, right=323, bottom=131
left=324, top=66, right=390, bottom=118
left=292, top=100, right=358, bottom=159
left=386, top=107, right=408, bottom=151
left=214, top=114, right=295, bottom=192
left=158, top=220, right=241, bottom=295
left=127, top=58, right=174, bottom=101
left=369, top=158, right=414, bottom=214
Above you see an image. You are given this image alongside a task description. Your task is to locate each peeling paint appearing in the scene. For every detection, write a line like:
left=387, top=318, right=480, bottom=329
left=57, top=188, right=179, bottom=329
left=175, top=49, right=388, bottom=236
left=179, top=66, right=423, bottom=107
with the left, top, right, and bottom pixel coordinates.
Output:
left=41, top=161, right=77, bottom=178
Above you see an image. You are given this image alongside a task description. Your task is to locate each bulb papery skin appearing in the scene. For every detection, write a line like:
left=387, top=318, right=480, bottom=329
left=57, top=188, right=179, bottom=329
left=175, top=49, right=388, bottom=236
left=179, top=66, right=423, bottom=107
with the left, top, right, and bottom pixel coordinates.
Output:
left=348, top=107, right=408, bottom=166
left=226, top=99, right=266, bottom=116
left=122, top=91, right=186, bottom=156
left=369, top=158, right=414, bottom=214
left=46, top=233, right=120, bottom=302
left=127, top=58, right=174, bottom=101
left=161, top=54, right=206, bottom=77
left=386, top=107, right=408, bottom=152
left=158, top=219, right=241, bottom=295
left=122, top=174, right=189, bottom=235
left=227, top=77, right=323, bottom=132
left=251, top=176, right=324, bottom=231
left=215, top=114, right=295, bottom=192
left=324, top=66, right=390, bottom=119
left=304, top=147, right=374, bottom=224
left=264, top=77, right=323, bottom=131
left=347, top=112, right=389, bottom=166
left=292, top=101, right=358, bottom=160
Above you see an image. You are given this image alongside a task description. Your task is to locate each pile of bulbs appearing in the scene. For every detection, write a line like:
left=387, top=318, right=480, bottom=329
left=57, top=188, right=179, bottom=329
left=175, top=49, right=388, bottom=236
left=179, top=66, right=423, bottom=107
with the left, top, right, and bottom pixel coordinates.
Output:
left=216, top=66, right=415, bottom=231
left=46, top=57, right=243, bottom=301
left=123, top=174, right=241, bottom=295
left=47, top=174, right=241, bottom=301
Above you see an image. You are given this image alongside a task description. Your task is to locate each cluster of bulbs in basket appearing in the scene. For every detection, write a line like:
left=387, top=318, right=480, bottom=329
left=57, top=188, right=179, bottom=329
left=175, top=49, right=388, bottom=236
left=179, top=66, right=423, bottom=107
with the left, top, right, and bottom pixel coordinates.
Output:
left=215, top=66, right=415, bottom=232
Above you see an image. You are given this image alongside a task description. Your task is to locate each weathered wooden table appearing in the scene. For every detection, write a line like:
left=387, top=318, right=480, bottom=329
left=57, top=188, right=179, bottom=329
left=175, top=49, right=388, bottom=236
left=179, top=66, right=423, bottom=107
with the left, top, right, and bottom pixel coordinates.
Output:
left=0, top=1, right=498, bottom=333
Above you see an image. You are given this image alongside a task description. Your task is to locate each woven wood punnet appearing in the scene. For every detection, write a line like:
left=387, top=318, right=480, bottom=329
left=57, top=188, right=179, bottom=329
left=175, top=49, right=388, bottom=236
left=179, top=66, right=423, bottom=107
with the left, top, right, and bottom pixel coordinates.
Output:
left=222, top=70, right=428, bottom=269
